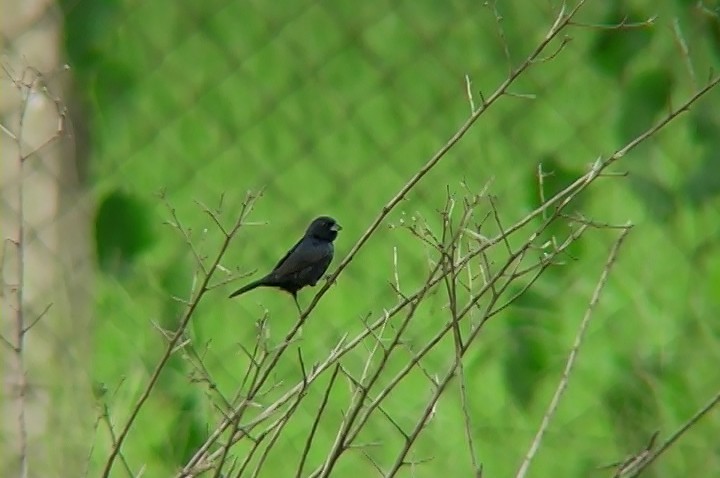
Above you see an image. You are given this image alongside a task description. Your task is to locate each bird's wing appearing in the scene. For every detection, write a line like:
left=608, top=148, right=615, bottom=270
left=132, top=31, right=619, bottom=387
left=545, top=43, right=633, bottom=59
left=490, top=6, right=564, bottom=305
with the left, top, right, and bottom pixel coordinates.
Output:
left=271, top=238, right=328, bottom=278
left=272, top=236, right=304, bottom=271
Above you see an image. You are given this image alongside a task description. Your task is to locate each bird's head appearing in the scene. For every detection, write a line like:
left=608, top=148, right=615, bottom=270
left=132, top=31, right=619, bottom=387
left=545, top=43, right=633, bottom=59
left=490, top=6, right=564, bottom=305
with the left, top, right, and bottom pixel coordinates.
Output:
left=306, top=216, right=342, bottom=241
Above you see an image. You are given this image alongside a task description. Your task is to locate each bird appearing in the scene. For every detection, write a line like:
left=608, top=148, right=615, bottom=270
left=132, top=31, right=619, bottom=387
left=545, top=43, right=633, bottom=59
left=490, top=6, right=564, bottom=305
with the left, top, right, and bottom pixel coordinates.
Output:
left=229, top=216, right=342, bottom=312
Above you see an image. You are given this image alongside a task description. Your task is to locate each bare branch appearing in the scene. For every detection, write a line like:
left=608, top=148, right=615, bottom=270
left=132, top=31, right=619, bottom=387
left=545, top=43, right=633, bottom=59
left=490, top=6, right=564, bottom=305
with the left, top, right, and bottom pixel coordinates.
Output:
left=102, top=191, right=262, bottom=477
left=515, top=225, right=632, bottom=478
left=295, top=364, right=342, bottom=478
left=569, top=15, right=656, bottom=30
left=625, top=388, right=720, bottom=477
left=167, top=4, right=720, bottom=476
left=1, top=63, right=68, bottom=478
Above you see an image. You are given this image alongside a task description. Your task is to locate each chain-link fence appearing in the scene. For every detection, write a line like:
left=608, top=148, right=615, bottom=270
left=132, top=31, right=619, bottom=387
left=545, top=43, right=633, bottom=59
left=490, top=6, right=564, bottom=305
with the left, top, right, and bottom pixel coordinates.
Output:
left=2, top=0, right=720, bottom=476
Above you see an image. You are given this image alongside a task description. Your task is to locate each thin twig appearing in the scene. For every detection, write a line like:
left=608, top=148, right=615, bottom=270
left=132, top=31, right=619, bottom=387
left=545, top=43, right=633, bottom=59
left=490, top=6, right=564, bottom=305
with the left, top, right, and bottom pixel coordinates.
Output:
left=515, top=225, right=632, bottom=478
left=101, top=192, right=260, bottom=478
left=442, top=203, right=482, bottom=475
left=671, top=18, right=697, bottom=89
left=295, top=364, right=342, bottom=478
left=626, top=388, right=720, bottom=477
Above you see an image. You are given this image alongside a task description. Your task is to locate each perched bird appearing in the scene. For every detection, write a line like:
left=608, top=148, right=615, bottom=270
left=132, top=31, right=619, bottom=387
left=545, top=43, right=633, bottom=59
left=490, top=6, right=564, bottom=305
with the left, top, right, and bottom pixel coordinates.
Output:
left=229, top=216, right=342, bottom=312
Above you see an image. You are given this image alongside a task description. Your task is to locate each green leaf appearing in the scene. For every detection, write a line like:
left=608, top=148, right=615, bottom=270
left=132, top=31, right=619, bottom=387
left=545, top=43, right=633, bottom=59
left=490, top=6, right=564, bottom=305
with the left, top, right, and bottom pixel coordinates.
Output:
left=159, top=254, right=193, bottom=329
left=163, top=393, right=207, bottom=465
left=94, top=190, right=155, bottom=275
left=59, top=0, right=136, bottom=111
left=684, top=152, right=720, bottom=207
left=58, top=0, right=122, bottom=72
left=589, top=3, right=654, bottom=77
left=629, top=174, right=677, bottom=222
left=688, top=105, right=720, bottom=145
left=617, top=68, right=673, bottom=144
left=604, top=356, right=661, bottom=449
left=503, top=288, right=554, bottom=410
left=682, top=107, right=720, bottom=208
left=527, top=155, right=584, bottom=210
left=704, top=7, right=720, bottom=62
left=526, top=155, right=586, bottom=264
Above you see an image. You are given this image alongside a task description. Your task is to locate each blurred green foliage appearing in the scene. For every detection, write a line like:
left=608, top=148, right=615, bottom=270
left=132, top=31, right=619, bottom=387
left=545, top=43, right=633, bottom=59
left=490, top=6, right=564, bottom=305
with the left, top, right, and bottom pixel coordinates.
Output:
left=94, top=190, right=156, bottom=274
left=56, top=0, right=720, bottom=475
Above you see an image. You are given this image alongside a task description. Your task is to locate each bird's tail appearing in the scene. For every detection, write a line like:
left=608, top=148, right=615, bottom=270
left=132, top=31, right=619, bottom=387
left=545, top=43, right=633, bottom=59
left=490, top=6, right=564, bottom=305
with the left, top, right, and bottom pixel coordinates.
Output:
left=228, top=277, right=267, bottom=299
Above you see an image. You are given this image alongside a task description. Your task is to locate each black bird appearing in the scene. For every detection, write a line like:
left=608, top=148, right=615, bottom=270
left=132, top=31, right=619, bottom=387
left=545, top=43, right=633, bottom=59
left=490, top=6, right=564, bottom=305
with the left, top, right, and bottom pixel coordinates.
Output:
left=229, top=216, right=342, bottom=312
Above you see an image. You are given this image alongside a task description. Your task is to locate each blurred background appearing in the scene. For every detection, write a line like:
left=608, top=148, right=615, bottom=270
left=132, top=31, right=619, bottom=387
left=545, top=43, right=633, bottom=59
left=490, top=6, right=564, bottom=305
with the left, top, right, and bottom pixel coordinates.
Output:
left=2, top=0, right=720, bottom=476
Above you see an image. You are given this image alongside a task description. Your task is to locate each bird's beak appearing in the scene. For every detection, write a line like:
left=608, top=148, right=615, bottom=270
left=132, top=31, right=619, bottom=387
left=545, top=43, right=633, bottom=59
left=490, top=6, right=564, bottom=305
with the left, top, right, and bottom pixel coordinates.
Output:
left=331, top=223, right=342, bottom=232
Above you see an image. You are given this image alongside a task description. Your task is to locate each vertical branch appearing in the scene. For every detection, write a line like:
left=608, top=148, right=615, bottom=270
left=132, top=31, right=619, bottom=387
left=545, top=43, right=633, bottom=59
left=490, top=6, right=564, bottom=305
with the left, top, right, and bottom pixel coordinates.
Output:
left=295, top=364, right=342, bottom=478
left=12, top=75, right=29, bottom=478
left=1, top=65, right=67, bottom=478
left=514, top=225, right=632, bottom=478
left=440, top=191, right=482, bottom=475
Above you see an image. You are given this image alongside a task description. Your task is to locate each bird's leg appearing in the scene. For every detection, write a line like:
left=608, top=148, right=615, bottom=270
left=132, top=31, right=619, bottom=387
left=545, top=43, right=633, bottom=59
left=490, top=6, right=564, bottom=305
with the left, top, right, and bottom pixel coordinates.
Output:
left=293, top=294, right=302, bottom=315
left=293, top=294, right=304, bottom=338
